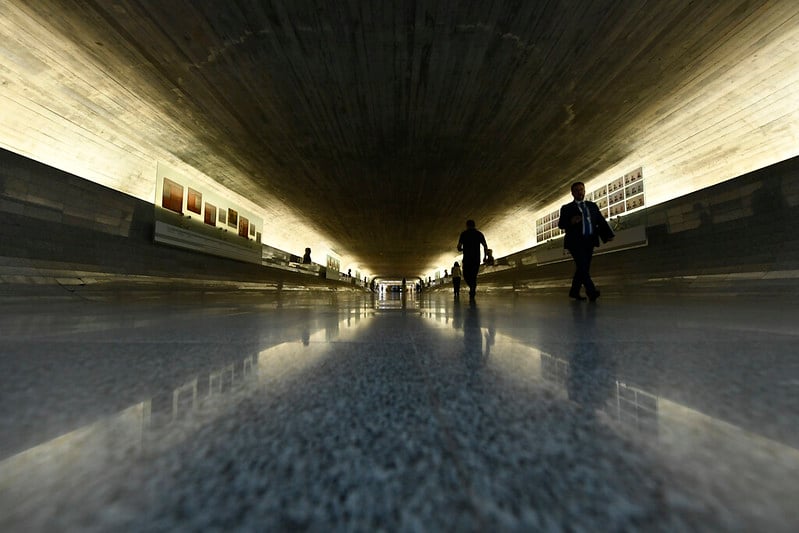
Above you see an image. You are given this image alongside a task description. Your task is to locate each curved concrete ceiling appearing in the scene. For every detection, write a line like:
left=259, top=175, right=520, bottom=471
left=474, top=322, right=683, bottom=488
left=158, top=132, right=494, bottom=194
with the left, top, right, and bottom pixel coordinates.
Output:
left=2, top=1, right=798, bottom=278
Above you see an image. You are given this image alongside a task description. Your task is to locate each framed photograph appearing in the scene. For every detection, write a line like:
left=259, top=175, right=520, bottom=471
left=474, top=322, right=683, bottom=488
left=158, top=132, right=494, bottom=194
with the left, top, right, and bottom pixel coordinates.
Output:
left=218, top=209, right=227, bottom=224
left=228, top=208, right=238, bottom=228
left=187, top=188, right=202, bottom=215
left=161, top=177, right=184, bottom=214
left=204, top=203, right=217, bottom=226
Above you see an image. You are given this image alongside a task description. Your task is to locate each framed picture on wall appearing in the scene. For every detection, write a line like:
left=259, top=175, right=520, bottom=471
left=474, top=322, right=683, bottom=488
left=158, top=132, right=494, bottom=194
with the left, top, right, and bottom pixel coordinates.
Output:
left=162, top=177, right=184, bottom=214
left=219, top=209, right=227, bottom=224
left=228, top=208, right=238, bottom=228
left=204, top=203, right=217, bottom=226
left=187, top=188, right=202, bottom=215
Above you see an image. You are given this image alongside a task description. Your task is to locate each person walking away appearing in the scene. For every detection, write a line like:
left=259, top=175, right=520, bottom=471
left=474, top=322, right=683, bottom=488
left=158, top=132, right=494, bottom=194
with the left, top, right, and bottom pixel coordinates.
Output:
left=557, top=182, right=614, bottom=301
left=451, top=261, right=462, bottom=297
left=457, top=219, right=488, bottom=300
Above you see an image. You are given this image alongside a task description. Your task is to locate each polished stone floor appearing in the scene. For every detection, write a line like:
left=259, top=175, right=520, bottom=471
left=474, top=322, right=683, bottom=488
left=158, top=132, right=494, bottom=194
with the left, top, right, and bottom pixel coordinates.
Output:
left=0, top=289, right=797, bottom=532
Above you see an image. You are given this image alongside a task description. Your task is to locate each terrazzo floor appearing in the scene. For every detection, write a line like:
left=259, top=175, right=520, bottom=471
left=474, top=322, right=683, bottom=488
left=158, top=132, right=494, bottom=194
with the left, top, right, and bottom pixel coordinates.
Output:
left=0, top=289, right=797, bottom=531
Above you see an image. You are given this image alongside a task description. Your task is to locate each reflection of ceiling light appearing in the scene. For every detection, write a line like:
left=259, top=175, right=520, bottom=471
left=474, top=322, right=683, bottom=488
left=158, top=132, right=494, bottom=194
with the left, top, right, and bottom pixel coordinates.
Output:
left=0, top=402, right=148, bottom=496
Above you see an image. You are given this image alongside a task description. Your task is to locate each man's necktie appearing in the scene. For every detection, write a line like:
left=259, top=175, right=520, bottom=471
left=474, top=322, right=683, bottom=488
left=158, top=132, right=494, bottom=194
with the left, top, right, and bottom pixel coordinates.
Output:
left=579, top=202, right=592, bottom=235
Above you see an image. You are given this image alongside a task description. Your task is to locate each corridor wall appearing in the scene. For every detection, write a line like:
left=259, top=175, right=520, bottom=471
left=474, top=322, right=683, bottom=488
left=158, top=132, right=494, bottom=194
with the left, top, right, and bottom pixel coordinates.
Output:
left=0, top=148, right=357, bottom=295
left=479, top=155, right=799, bottom=296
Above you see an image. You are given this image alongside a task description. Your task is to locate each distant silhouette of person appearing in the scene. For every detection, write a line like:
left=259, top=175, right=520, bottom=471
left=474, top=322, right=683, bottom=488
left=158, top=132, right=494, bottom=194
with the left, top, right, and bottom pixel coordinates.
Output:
left=483, top=249, right=495, bottom=266
left=457, top=219, right=488, bottom=300
left=557, top=182, right=614, bottom=301
left=451, top=261, right=462, bottom=297
left=302, top=247, right=312, bottom=264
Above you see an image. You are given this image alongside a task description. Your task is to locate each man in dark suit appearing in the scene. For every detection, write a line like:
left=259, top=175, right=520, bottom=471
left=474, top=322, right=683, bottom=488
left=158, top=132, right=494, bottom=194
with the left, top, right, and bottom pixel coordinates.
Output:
left=557, top=182, right=614, bottom=301
left=457, top=219, right=488, bottom=300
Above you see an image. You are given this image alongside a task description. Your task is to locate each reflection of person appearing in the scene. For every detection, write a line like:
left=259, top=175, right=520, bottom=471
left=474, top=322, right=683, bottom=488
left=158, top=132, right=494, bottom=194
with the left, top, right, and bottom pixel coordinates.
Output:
left=484, top=326, right=496, bottom=358
left=557, top=182, right=614, bottom=301
left=462, top=304, right=485, bottom=373
left=567, top=304, right=615, bottom=416
left=457, top=219, right=488, bottom=300
left=302, top=247, right=312, bottom=264
left=451, top=261, right=462, bottom=297
left=483, top=249, right=495, bottom=266
left=452, top=298, right=463, bottom=329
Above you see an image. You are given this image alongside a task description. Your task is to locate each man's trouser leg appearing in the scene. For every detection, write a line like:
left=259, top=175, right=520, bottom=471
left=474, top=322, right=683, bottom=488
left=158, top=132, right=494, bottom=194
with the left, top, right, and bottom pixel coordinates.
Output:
left=568, top=241, right=596, bottom=296
left=463, top=263, right=478, bottom=296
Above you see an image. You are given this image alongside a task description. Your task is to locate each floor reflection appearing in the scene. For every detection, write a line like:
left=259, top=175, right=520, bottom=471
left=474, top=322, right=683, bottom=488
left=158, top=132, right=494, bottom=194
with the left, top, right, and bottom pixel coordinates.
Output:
left=0, top=306, right=373, bottom=526
left=419, top=296, right=799, bottom=528
left=1, top=293, right=797, bottom=530
left=373, top=289, right=421, bottom=310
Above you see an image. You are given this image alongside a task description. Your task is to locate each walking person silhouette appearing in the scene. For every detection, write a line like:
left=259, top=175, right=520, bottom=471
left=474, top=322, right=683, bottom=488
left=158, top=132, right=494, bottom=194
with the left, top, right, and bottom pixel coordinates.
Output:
left=557, top=182, right=614, bottom=301
left=457, top=219, right=488, bottom=301
left=451, top=261, right=462, bottom=298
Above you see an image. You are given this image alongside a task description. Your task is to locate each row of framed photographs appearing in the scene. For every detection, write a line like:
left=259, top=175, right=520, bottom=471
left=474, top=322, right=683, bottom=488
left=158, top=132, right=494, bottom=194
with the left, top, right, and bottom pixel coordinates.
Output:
left=537, top=208, right=564, bottom=238
left=161, top=177, right=258, bottom=240
left=535, top=167, right=645, bottom=242
left=588, top=167, right=645, bottom=216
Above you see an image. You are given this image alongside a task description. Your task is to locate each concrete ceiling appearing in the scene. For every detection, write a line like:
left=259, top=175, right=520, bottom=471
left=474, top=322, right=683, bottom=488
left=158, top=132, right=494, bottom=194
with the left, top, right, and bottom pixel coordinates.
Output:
left=2, top=1, right=799, bottom=278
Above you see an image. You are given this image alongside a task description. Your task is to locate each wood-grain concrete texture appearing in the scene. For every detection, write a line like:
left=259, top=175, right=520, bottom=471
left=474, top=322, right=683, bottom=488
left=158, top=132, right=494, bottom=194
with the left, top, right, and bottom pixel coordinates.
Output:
left=1, top=1, right=798, bottom=277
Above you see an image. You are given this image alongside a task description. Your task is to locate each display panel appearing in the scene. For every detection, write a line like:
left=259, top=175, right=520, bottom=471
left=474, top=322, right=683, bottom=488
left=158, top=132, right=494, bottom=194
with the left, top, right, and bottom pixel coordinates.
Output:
left=536, top=167, right=645, bottom=244
left=583, top=167, right=644, bottom=220
left=535, top=208, right=564, bottom=242
left=155, top=161, right=263, bottom=242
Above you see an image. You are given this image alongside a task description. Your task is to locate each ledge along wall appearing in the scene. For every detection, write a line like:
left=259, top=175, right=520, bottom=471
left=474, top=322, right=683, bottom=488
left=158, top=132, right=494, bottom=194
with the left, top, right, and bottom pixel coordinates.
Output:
left=470, top=155, right=799, bottom=297
left=0, top=147, right=362, bottom=297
